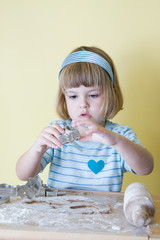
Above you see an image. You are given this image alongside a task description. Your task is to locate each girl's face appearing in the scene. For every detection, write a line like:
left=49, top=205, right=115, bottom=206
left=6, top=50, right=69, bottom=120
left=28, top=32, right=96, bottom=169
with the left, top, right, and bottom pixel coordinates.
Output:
left=64, top=85, right=105, bottom=125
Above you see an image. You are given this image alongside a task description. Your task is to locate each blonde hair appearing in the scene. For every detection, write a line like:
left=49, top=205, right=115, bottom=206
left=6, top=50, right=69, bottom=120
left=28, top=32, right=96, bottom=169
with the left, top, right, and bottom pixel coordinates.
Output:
left=56, top=46, right=123, bottom=120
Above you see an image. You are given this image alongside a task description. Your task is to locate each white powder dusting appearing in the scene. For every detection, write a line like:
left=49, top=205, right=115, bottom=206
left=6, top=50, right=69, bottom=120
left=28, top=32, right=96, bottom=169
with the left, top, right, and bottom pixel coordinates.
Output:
left=0, top=192, right=148, bottom=235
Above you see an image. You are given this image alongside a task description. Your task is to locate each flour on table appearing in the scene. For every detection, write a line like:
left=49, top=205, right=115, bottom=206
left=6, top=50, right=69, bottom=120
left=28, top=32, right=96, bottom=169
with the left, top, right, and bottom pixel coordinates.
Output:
left=0, top=192, right=148, bottom=235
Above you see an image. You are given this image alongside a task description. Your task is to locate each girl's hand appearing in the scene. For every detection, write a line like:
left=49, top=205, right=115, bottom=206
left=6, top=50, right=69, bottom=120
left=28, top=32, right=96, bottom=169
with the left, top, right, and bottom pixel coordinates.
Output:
left=34, top=123, right=65, bottom=153
left=73, top=118, right=118, bottom=146
left=73, top=118, right=154, bottom=176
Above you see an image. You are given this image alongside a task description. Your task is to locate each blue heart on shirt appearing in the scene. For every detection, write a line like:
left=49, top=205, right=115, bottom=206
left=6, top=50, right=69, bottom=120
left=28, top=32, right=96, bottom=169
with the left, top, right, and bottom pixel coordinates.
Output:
left=88, top=160, right=105, bottom=174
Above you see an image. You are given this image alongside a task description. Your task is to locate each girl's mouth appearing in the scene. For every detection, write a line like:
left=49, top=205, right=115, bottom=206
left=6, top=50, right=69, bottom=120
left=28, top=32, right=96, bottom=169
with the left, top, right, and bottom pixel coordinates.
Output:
left=80, top=113, right=91, bottom=118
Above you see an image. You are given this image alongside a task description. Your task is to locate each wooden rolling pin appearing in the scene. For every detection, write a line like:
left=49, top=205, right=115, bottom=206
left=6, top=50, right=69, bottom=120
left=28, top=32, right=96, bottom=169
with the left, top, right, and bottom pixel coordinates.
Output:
left=123, top=182, right=155, bottom=227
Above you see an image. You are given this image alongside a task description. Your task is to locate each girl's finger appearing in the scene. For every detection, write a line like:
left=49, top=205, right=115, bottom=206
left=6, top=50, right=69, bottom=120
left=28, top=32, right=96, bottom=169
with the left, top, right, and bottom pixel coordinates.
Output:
left=41, top=137, right=61, bottom=149
left=43, top=126, right=64, bottom=141
left=79, top=135, right=92, bottom=142
left=50, top=123, right=65, bottom=134
left=73, top=118, right=94, bottom=128
left=42, top=132, right=64, bottom=148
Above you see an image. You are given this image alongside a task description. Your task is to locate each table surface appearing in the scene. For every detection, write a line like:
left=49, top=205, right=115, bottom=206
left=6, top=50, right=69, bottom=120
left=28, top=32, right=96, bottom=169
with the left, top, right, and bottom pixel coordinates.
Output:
left=0, top=190, right=159, bottom=240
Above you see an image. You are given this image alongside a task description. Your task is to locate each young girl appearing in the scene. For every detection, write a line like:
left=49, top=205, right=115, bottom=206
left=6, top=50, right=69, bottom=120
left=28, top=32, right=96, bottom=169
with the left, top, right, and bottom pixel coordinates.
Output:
left=16, top=46, right=154, bottom=192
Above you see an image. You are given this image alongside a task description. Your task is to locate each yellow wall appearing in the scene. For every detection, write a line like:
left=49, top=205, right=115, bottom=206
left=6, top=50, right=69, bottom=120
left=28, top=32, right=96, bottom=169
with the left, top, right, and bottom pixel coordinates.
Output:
left=0, top=0, right=160, bottom=196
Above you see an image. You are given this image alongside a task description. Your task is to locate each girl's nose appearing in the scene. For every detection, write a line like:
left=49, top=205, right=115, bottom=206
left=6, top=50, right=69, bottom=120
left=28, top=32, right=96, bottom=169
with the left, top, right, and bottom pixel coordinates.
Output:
left=80, top=98, right=89, bottom=108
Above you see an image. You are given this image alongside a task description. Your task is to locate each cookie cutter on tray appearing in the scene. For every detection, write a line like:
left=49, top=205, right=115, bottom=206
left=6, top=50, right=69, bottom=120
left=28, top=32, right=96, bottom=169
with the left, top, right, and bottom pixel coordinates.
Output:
left=0, top=175, right=42, bottom=201
left=0, top=175, right=66, bottom=203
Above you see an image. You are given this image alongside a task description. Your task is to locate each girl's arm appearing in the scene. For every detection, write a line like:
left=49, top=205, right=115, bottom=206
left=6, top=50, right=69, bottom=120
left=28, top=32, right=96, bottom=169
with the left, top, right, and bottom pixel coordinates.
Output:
left=111, top=133, right=154, bottom=175
left=73, top=118, right=154, bottom=175
left=16, top=145, right=45, bottom=181
left=16, top=123, right=64, bottom=181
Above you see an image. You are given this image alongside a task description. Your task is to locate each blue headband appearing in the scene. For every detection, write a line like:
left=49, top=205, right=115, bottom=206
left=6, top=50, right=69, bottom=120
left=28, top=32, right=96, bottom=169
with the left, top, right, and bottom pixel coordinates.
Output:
left=59, top=50, right=114, bottom=84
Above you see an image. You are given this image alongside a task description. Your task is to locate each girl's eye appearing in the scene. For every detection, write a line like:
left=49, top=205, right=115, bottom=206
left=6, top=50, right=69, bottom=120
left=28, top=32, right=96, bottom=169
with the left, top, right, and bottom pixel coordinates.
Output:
left=89, top=94, right=99, bottom=98
left=69, top=95, right=77, bottom=99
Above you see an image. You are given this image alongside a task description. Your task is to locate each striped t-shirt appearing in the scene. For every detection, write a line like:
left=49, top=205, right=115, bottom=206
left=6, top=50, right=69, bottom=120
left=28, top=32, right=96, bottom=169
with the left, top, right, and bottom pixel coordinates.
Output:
left=40, top=120, right=142, bottom=192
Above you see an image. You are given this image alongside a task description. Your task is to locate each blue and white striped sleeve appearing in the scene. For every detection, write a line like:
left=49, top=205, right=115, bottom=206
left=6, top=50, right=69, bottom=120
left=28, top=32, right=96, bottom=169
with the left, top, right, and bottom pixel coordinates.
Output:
left=40, top=148, right=54, bottom=171
left=120, top=126, right=143, bottom=173
left=123, top=127, right=143, bottom=147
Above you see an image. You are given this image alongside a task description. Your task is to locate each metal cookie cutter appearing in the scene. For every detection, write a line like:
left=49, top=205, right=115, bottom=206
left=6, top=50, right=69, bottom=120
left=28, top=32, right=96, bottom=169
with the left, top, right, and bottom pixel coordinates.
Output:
left=59, top=126, right=82, bottom=151
left=0, top=176, right=66, bottom=203
left=43, top=185, right=66, bottom=197
left=0, top=176, right=43, bottom=202
left=0, top=196, right=10, bottom=204
left=0, top=184, right=17, bottom=197
left=17, top=175, right=43, bottom=199
left=0, top=184, right=17, bottom=204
